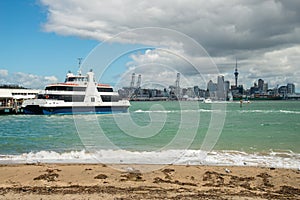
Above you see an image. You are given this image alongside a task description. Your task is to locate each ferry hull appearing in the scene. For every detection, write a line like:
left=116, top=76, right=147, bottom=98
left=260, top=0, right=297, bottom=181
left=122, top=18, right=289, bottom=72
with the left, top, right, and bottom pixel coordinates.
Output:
left=24, top=106, right=129, bottom=115
left=23, top=105, right=44, bottom=114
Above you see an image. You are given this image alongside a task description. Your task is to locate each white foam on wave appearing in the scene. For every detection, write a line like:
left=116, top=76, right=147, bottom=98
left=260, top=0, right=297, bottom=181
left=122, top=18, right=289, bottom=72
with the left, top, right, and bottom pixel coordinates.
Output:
left=134, top=109, right=300, bottom=115
left=240, top=109, right=300, bottom=114
left=0, top=149, right=299, bottom=169
left=134, top=109, right=176, bottom=113
left=279, top=110, right=300, bottom=114
left=134, top=109, right=213, bottom=113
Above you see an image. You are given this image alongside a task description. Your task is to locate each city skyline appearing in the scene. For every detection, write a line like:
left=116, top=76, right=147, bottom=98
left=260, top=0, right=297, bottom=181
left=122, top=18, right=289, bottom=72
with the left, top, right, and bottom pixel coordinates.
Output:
left=119, top=70, right=298, bottom=101
left=1, top=1, right=300, bottom=92
left=122, top=65, right=297, bottom=93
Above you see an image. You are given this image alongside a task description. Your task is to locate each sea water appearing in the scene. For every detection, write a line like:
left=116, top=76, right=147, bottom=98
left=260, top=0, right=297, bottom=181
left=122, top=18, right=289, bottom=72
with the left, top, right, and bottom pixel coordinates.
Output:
left=0, top=101, right=299, bottom=169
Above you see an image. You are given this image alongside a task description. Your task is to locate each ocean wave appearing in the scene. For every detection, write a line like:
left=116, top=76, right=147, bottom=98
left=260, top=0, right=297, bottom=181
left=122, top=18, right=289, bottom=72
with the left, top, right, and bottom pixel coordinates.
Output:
left=134, top=109, right=176, bottom=113
left=239, top=109, right=300, bottom=114
left=134, top=109, right=300, bottom=115
left=279, top=110, right=300, bottom=114
left=0, top=149, right=299, bottom=169
left=134, top=109, right=214, bottom=113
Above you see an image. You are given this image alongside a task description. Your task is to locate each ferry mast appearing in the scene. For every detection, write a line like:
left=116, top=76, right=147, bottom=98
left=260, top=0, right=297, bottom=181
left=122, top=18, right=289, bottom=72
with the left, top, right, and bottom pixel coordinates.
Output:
left=77, top=57, right=83, bottom=75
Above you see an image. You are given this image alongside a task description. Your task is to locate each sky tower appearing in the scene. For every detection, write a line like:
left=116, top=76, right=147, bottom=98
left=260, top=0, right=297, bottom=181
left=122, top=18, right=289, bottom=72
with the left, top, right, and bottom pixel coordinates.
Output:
left=234, top=59, right=239, bottom=87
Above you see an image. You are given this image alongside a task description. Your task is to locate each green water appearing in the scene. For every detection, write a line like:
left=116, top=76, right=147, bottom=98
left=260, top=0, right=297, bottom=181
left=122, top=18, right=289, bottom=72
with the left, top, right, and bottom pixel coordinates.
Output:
left=0, top=101, right=299, bottom=155
left=127, top=101, right=300, bottom=153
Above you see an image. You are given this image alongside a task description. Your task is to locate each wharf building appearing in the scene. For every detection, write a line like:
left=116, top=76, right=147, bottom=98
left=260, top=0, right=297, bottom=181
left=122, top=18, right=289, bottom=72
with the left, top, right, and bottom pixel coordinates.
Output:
left=0, top=86, right=39, bottom=114
left=278, top=83, right=299, bottom=99
left=287, top=83, right=295, bottom=94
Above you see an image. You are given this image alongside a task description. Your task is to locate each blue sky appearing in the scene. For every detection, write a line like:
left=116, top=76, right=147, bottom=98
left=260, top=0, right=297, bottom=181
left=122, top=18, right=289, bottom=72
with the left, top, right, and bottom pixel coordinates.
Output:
left=0, top=0, right=98, bottom=81
left=0, top=0, right=299, bottom=91
left=0, top=0, right=151, bottom=88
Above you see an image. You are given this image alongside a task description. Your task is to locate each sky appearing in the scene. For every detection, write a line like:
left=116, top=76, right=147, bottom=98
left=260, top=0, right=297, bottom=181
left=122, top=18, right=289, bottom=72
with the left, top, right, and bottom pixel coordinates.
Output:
left=1, top=0, right=300, bottom=92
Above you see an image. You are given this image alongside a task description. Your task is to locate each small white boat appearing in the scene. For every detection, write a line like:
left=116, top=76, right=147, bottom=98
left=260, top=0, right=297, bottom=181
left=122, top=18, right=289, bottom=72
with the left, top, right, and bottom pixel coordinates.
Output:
left=203, top=98, right=212, bottom=103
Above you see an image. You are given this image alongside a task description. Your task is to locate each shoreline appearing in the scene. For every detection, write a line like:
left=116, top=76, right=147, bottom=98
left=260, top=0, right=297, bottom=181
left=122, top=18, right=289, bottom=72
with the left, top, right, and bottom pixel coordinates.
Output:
left=0, top=163, right=299, bottom=199
left=1, top=148, right=299, bottom=170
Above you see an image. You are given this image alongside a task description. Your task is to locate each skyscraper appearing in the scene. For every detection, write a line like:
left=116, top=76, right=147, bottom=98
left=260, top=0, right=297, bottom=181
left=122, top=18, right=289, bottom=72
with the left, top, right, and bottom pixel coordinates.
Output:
left=258, top=79, right=264, bottom=92
left=207, top=80, right=217, bottom=92
left=175, top=73, right=181, bottom=98
left=217, top=75, right=225, bottom=100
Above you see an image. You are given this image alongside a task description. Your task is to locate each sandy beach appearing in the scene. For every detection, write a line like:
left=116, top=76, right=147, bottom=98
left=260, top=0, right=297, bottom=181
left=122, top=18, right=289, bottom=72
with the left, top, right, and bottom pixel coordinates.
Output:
left=0, top=164, right=299, bottom=199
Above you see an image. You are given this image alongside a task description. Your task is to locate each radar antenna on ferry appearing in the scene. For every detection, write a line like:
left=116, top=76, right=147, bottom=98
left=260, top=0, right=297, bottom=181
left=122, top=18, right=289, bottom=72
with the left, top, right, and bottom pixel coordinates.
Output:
left=77, top=57, right=83, bottom=75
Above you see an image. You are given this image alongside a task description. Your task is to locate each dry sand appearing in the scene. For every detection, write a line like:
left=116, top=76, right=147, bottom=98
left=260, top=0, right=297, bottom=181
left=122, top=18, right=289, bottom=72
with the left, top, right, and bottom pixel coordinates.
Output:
left=0, top=164, right=299, bottom=199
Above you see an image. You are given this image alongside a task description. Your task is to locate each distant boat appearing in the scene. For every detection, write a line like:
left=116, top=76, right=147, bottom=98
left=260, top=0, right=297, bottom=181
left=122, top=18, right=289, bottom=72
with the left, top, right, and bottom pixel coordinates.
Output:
left=203, top=98, right=212, bottom=103
left=22, top=70, right=130, bottom=114
left=242, top=100, right=251, bottom=104
left=228, top=92, right=233, bottom=102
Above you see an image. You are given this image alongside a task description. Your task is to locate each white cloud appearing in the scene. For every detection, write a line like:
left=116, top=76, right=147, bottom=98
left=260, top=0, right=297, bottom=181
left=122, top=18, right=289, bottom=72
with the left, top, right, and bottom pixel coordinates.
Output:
left=0, top=70, right=58, bottom=89
left=238, top=45, right=300, bottom=89
left=40, top=0, right=300, bottom=51
left=44, top=75, right=59, bottom=83
left=0, top=69, right=8, bottom=77
left=117, top=45, right=300, bottom=90
left=40, top=0, right=300, bottom=91
left=115, top=48, right=218, bottom=89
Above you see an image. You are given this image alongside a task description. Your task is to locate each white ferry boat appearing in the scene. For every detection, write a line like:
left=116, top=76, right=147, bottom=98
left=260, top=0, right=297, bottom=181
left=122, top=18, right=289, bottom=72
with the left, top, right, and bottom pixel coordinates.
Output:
left=22, top=70, right=130, bottom=114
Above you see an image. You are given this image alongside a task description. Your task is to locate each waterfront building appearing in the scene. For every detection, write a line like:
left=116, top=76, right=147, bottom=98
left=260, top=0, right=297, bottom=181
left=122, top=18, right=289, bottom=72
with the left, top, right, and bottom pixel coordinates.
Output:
left=287, top=83, right=295, bottom=94
left=250, top=82, right=259, bottom=95
left=263, top=83, right=268, bottom=94
left=194, top=86, right=199, bottom=97
left=186, top=87, right=195, bottom=98
left=278, top=86, right=287, bottom=96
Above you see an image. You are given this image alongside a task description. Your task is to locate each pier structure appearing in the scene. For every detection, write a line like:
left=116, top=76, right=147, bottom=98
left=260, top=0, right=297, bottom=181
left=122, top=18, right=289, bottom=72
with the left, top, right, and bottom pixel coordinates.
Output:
left=0, top=88, right=39, bottom=114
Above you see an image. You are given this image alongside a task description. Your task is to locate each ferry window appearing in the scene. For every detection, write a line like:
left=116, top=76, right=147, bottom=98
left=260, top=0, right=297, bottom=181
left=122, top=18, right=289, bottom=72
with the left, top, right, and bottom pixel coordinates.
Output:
left=37, top=94, right=44, bottom=99
left=101, top=95, right=111, bottom=102
left=97, top=88, right=113, bottom=92
left=45, top=86, right=86, bottom=91
left=101, top=95, right=120, bottom=102
left=68, top=77, right=76, bottom=82
left=73, top=87, right=86, bottom=91
left=91, top=97, right=95, bottom=102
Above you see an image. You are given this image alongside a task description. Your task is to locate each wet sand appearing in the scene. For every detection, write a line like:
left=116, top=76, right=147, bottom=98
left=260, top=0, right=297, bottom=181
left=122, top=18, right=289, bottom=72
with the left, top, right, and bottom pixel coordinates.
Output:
left=0, top=164, right=299, bottom=199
